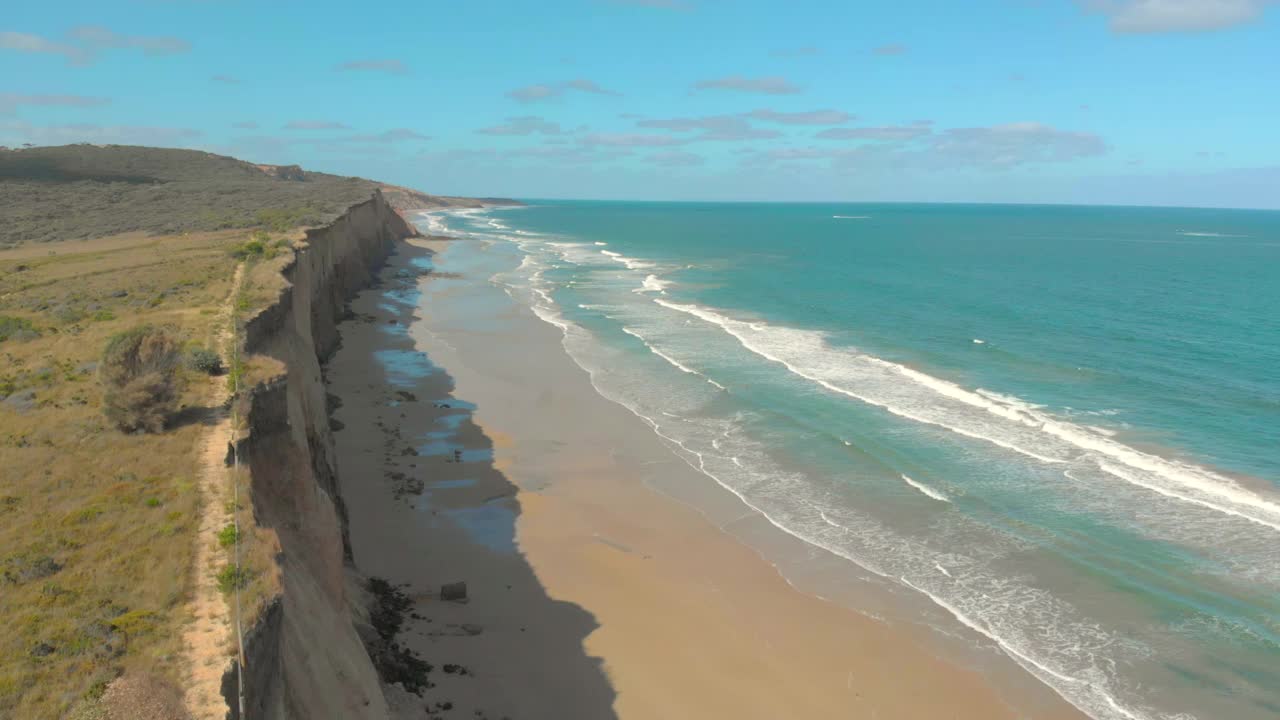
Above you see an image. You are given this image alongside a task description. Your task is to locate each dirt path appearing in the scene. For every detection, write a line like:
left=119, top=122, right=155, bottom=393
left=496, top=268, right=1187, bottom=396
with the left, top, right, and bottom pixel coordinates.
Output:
left=181, top=262, right=244, bottom=719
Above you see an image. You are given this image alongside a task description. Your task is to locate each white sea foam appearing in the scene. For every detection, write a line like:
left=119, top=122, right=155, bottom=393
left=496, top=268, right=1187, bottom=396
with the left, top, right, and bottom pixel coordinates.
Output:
left=897, top=578, right=1151, bottom=720
left=636, top=274, right=672, bottom=293
left=900, top=474, right=950, bottom=503
left=600, top=248, right=656, bottom=270
left=497, top=242, right=1183, bottom=720
left=973, top=338, right=986, bottom=344
left=477, top=228, right=1236, bottom=720
left=652, top=298, right=1280, bottom=535
left=833, top=215, right=870, bottom=219
left=621, top=326, right=725, bottom=390
left=1177, top=231, right=1241, bottom=238
left=415, top=211, right=450, bottom=235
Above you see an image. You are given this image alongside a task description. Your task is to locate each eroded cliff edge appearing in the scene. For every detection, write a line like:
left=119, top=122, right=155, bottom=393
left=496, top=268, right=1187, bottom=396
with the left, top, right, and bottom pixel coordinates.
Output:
left=221, top=191, right=418, bottom=719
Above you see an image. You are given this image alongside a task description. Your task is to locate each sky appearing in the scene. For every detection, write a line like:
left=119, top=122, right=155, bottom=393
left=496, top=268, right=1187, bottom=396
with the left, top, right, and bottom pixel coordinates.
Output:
left=2, top=0, right=1279, bottom=208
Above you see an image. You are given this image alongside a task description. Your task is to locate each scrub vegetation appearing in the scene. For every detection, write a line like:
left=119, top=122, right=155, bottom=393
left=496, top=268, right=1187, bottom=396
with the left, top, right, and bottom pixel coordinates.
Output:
left=0, top=144, right=378, bottom=248
left=0, top=145, right=339, bottom=718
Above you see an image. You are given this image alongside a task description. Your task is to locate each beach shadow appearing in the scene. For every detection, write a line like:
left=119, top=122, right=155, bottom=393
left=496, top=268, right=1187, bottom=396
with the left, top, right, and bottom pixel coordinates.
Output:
left=330, top=239, right=618, bottom=719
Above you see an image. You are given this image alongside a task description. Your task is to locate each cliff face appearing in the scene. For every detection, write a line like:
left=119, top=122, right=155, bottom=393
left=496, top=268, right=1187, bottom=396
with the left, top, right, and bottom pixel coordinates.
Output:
left=223, top=191, right=417, bottom=719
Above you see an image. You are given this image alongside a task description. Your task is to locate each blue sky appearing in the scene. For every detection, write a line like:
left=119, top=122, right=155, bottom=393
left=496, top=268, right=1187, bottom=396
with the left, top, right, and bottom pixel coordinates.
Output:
left=3, top=0, right=1278, bottom=207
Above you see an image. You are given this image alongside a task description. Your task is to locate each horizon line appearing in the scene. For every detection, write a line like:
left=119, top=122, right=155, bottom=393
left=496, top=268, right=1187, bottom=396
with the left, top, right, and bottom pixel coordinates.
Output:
left=503, top=196, right=1280, bottom=213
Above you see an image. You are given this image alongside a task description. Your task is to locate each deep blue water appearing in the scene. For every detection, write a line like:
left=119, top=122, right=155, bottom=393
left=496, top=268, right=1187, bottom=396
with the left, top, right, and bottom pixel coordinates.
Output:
left=429, top=202, right=1280, bottom=720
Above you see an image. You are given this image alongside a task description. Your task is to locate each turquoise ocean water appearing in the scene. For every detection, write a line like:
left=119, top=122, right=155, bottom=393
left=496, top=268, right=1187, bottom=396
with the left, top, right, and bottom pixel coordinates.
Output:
left=427, top=202, right=1280, bottom=720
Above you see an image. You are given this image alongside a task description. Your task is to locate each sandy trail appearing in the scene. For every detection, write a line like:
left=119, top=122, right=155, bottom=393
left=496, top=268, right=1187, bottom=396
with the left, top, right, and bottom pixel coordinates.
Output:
left=181, top=262, right=243, bottom=719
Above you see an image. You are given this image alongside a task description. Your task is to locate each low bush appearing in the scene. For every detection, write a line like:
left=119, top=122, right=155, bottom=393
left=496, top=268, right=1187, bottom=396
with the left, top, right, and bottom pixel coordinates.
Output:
left=0, top=315, right=39, bottom=342
left=229, top=239, right=265, bottom=260
left=255, top=207, right=312, bottom=233
left=216, top=524, right=238, bottom=549
left=99, top=326, right=182, bottom=433
left=215, top=565, right=251, bottom=594
left=188, top=347, right=223, bottom=375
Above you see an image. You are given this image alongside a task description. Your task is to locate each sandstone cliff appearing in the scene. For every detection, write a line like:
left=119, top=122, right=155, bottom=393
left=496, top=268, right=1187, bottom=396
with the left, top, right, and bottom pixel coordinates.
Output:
left=221, top=191, right=417, bottom=719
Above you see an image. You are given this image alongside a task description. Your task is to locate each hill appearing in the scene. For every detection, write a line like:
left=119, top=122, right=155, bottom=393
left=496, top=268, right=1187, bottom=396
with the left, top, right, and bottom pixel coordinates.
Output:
left=0, top=144, right=511, bottom=247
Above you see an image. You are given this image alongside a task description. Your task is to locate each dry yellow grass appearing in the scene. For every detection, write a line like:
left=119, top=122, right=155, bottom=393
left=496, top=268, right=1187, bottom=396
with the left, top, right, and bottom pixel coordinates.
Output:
left=0, top=230, right=280, bottom=719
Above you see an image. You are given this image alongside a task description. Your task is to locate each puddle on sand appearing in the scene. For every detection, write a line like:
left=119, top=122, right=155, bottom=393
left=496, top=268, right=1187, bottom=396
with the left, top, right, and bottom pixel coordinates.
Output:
left=373, top=349, right=438, bottom=385
left=442, top=504, right=517, bottom=554
left=431, top=478, right=478, bottom=490
left=416, top=440, right=493, bottom=463
left=413, top=493, right=516, bottom=554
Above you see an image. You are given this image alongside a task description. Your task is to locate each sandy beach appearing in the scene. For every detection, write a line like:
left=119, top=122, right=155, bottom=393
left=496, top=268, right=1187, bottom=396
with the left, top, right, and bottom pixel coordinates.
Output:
left=326, top=231, right=1088, bottom=719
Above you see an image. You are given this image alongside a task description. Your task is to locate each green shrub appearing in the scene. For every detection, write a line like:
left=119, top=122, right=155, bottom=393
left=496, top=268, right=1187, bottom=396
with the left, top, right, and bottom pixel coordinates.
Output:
left=0, top=316, right=39, bottom=342
left=255, top=207, right=310, bottom=233
left=217, top=524, right=238, bottom=549
left=215, top=565, right=250, bottom=594
left=99, top=326, right=183, bottom=433
left=224, top=359, right=246, bottom=394
left=229, top=240, right=264, bottom=260
left=53, top=306, right=84, bottom=324
left=188, top=347, right=223, bottom=375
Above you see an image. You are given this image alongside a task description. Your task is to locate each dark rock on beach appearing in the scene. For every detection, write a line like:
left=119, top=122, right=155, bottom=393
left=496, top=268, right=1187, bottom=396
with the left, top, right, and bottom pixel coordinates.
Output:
left=440, top=582, right=467, bottom=602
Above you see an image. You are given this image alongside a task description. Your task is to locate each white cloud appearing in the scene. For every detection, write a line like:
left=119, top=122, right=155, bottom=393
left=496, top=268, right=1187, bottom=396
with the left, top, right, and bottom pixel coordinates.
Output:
left=0, top=31, right=89, bottom=64
left=507, top=79, right=620, bottom=103
left=477, top=116, right=564, bottom=136
left=580, top=133, right=686, bottom=147
left=743, top=147, right=832, bottom=165
left=0, top=26, right=189, bottom=65
left=418, top=148, right=499, bottom=164
left=747, top=109, right=853, bottom=125
left=507, top=85, right=559, bottom=102
left=0, top=121, right=200, bottom=145
left=647, top=151, right=705, bottom=166
left=507, top=146, right=625, bottom=164
left=694, top=75, right=802, bottom=95
left=342, top=128, right=430, bottom=143
left=750, top=122, right=1106, bottom=171
left=817, top=125, right=933, bottom=141
left=284, top=120, right=351, bottom=130
left=0, top=94, right=110, bottom=115
left=68, top=25, right=189, bottom=55
left=930, top=122, right=1107, bottom=167
left=1081, top=0, right=1275, bottom=32
left=565, top=79, right=620, bottom=96
left=638, top=115, right=781, bottom=141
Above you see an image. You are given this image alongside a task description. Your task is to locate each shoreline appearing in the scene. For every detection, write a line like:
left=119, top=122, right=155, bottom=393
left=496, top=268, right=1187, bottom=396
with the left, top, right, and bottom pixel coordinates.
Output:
left=328, top=230, right=1088, bottom=718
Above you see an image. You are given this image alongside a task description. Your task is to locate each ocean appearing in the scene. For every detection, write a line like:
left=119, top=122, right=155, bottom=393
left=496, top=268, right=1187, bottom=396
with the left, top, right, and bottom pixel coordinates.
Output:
left=423, top=201, right=1280, bottom=720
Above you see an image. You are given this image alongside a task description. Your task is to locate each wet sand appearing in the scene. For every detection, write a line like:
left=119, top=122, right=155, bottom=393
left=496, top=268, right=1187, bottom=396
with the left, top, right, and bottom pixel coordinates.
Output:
left=328, top=234, right=1087, bottom=719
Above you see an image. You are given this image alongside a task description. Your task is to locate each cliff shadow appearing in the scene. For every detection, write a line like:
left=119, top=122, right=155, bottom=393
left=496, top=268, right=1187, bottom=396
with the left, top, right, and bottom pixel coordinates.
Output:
left=327, top=238, right=618, bottom=719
